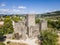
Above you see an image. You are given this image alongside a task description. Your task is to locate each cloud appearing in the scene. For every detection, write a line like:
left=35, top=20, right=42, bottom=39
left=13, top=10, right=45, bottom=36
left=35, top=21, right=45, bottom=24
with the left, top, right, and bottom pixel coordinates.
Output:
left=27, top=10, right=40, bottom=14
left=9, top=9, right=21, bottom=14
left=18, top=6, right=26, bottom=9
left=0, top=8, right=21, bottom=14
left=0, top=8, right=39, bottom=14
left=0, top=9, right=9, bottom=14
left=0, top=3, right=6, bottom=6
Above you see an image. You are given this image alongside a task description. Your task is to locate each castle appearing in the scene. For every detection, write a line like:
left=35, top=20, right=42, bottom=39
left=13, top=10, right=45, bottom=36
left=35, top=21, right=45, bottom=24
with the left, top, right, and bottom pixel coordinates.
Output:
left=13, top=14, right=47, bottom=39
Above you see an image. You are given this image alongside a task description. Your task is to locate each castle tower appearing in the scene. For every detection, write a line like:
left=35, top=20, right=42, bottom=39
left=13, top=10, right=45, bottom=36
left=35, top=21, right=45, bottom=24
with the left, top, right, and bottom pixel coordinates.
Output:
left=26, top=14, right=35, bottom=38
left=26, top=14, right=35, bottom=27
left=40, top=19, right=47, bottom=30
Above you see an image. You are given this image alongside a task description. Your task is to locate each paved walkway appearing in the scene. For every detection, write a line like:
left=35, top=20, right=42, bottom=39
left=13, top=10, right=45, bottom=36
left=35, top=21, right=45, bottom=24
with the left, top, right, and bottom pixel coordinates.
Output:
left=4, top=38, right=40, bottom=45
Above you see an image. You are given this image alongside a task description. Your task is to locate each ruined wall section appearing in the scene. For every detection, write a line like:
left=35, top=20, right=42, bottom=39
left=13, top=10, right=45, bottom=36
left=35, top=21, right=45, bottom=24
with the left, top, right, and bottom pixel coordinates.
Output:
left=13, top=21, right=27, bottom=39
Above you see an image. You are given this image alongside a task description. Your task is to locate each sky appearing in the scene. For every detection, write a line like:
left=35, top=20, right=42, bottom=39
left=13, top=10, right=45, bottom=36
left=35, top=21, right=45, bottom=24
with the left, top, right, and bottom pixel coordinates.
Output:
left=0, top=0, right=60, bottom=14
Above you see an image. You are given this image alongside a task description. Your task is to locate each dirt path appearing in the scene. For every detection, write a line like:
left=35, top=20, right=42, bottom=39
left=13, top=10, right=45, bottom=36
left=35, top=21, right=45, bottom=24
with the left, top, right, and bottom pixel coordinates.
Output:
left=4, top=38, right=40, bottom=45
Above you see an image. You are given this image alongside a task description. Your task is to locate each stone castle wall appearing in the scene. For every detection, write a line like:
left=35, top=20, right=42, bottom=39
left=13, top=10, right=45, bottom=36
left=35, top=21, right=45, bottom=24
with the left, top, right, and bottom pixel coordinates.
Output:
left=13, top=14, right=47, bottom=39
left=13, top=21, right=27, bottom=39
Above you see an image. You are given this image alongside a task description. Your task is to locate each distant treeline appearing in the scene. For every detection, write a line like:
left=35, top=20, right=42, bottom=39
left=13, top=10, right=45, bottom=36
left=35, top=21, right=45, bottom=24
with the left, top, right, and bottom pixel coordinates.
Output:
left=40, top=11, right=60, bottom=18
left=0, top=11, right=60, bottom=18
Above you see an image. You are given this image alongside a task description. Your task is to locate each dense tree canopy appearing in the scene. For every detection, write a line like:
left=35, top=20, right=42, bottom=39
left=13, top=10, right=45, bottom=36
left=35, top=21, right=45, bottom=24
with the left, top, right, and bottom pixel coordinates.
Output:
left=40, top=30, right=58, bottom=45
left=35, top=18, right=40, bottom=23
left=0, top=42, right=5, bottom=45
left=3, top=16, right=14, bottom=34
left=48, top=20, right=60, bottom=30
left=0, top=27, right=4, bottom=37
left=12, top=16, right=21, bottom=22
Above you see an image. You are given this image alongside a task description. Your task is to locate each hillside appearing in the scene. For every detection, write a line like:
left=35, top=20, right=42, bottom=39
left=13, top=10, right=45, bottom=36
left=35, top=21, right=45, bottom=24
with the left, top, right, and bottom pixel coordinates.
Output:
left=40, top=11, right=60, bottom=18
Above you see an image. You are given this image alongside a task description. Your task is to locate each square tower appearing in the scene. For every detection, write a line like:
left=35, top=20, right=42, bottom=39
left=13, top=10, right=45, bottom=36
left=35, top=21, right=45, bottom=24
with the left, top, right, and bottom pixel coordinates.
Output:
left=26, top=14, right=36, bottom=38
left=26, top=14, right=35, bottom=27
left=40, top=19, right=47, bottom=30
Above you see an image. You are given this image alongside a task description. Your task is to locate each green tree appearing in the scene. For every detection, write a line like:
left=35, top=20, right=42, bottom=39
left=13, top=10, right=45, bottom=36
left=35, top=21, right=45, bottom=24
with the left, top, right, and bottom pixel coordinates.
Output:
left=0, top=27, right=4, bottom=37
left=48, top=20, right=60, bottom=30
left=0, top=42, right=5, bottom=45
left=40, top=30, right=58, bottom=45
left=3, top=16, right=14, bottom=34
left=12, top=16, right=21, bottom=22
left=35, top=18, right=40, bottom=23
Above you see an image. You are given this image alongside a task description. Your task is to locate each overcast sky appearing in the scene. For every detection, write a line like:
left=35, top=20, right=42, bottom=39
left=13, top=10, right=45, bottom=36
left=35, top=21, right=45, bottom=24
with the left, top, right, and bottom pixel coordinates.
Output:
left=0, top=0, right=60, bottom=14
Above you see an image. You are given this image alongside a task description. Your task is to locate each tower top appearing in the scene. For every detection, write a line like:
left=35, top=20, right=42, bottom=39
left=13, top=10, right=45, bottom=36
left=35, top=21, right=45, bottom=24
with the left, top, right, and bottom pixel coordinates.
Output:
left=26, top=14, right=35, bottom=27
